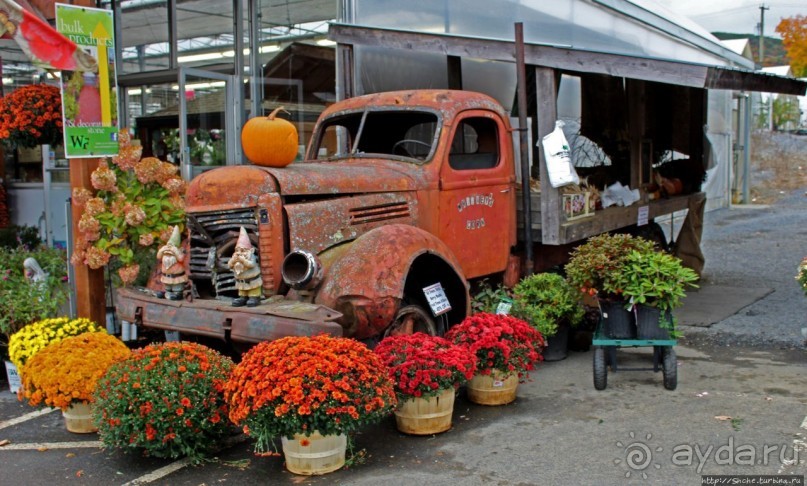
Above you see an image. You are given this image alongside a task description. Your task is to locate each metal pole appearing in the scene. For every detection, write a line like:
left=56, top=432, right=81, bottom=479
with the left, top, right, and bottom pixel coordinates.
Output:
left=515, top=22, right=533, bottom=276
left=742, top=93, right=751, bottom=204
left=65, top=199, right=77, bottom=318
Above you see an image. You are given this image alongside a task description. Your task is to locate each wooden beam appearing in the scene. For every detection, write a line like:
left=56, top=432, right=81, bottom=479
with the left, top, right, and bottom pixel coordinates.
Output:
left=69, top=158, right=106, bottom=327
left=328, top=23, right=807, bottom=95
left=535, top=66, right=560, bottom=245
left=627, top=79, right=645, bottom=189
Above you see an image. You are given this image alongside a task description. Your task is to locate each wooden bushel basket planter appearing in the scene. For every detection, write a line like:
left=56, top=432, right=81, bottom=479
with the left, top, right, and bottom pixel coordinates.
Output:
left=62, top=401, right=97, bottom=434
left=394, top=388, right=455, bottom=435
left=466, top=370, right=519, bottom=406
left=281, top=431, right=347, bottom=475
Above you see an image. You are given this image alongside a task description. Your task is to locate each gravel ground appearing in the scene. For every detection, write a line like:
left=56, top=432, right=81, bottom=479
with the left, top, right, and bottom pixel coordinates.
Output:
left=680, top=188, right=807, bottom=350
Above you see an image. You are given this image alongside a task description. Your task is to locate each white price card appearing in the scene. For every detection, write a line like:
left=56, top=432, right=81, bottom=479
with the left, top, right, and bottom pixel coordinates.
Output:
left=637, top=205, right=649, bottom=226
left=422, top=283, right=452, bottom=316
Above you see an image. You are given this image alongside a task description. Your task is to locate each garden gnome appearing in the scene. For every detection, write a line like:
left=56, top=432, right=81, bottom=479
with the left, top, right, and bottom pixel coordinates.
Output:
left=156, top=226, right=187, bottom=300
left=228, top=226, right=262, bottom=307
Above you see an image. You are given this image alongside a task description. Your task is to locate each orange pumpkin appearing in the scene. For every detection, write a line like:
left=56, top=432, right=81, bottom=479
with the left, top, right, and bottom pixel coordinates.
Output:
left=241, top=106, right=299, bottom=167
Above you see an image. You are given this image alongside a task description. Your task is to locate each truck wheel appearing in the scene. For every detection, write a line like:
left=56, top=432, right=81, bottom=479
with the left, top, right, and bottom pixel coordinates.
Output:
left=384, top=304, right=437, bottom=336
left=593, top=346, right=607, bottom=390
left=662, top=347, right=677, bottom=390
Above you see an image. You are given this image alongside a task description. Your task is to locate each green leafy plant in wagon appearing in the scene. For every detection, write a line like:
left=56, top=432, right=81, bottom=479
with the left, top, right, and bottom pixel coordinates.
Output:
left=511, top=272, right=584, bottom=338
left=72, top=128, right=186, bottom=285
left=93, top=342, right=234, bottom=463
left=223, top=335, right=397, bottom=456
left=565, top=233, right=656, bottom=301
left=603, top=249, right=699, bottom=329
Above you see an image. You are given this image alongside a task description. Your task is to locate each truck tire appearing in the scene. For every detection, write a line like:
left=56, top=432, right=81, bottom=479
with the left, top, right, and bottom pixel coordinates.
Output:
left=384, top=304, right=437, bottom=337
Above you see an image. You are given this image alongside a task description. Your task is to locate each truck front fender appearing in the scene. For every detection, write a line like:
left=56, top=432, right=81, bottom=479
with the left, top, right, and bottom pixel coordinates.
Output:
left=315, top=224, right=469, bottom=339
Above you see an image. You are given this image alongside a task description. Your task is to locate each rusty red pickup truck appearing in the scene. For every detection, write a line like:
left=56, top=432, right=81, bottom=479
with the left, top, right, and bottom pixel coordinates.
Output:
left=117, top=88, right=685, bottom=347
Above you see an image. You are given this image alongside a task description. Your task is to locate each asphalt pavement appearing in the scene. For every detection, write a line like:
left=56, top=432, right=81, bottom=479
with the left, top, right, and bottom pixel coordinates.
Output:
left=1, top=192, right=806, bottom=485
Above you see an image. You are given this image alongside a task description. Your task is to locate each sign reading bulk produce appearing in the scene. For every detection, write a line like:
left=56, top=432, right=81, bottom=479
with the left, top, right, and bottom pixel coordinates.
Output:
left=56, top=4, right=119, bottom=158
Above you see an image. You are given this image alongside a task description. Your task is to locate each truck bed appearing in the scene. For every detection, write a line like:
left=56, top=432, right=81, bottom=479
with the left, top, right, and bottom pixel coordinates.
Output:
left=116, top=287, right=344, bottom=344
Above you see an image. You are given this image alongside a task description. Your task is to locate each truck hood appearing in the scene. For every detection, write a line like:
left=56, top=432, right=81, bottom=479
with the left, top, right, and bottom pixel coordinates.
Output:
left=258, top=160, right=426, bottom=196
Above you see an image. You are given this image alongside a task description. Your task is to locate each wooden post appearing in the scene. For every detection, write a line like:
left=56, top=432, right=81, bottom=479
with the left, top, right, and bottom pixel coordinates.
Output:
left=69, top=158, right=106, bottom=326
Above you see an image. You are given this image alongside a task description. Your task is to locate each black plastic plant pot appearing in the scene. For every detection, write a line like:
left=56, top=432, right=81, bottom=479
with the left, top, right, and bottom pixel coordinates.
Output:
left=635, top=305, right=673, bottom=340
left=542, top=323, right=569, bottom=362
left=601, top=301, right=636, bottom=339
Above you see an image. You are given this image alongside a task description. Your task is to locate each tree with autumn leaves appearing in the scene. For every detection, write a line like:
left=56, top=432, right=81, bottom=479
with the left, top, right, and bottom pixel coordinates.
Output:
left=776, top=15, right=807, bottom=78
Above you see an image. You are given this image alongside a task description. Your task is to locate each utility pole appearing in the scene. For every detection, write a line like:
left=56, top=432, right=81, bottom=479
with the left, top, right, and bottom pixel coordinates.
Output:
left=759, top=4, right=769, bottom=66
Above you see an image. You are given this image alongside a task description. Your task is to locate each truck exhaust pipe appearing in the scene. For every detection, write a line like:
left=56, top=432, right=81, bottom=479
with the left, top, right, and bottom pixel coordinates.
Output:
left=281, top=250, right=323, bottom=290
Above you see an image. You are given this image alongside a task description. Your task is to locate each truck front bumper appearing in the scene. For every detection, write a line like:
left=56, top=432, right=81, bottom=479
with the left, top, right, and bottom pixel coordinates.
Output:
left=116, top=287, right=344, bottom=344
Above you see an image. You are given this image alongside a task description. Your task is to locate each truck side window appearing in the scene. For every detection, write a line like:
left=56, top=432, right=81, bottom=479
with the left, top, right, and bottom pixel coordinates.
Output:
left=449, top=117, right=499, bottom=170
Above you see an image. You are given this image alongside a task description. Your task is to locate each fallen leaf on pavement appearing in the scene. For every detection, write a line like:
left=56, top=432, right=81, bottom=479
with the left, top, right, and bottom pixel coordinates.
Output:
left=76, top=470, right=83, bottom=478
left=714, top=415, right=732, bottom=421
left=0, top=440, right=10, bottom=447
left=66, top=452, right=75, bottom=458
left=37, top=447, right=48, bottom=452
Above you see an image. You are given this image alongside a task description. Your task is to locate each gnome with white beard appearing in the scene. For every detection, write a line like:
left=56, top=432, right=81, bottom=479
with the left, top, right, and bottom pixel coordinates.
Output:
left=228, top=227, right=263, bottom=307
left=156, top=225, right=187, bottom=300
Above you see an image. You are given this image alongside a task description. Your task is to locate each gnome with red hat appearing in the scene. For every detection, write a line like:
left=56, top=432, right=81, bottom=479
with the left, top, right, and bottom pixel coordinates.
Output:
left=228, top=226, right=263, bottom=307
left=156, top=225, right=188, bottom=300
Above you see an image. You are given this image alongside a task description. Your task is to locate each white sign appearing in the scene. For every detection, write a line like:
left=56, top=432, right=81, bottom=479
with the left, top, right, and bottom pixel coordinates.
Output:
left=422, top=283, right=452, bottom=316
left=637, top=205, right=649, bottom=226
left=495, top=299, right=512, bottom=315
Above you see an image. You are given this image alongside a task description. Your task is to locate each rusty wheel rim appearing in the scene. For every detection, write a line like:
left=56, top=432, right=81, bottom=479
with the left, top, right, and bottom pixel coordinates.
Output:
left=385, top=304, right=437, bottom=336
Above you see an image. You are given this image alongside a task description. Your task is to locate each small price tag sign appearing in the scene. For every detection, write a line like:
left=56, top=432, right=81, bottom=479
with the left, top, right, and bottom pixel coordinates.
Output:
left=637, top=205, right=649, bottom=226
left=423, top=283, right=452, bottom=316
left=495, top=298, right=513, bottom=315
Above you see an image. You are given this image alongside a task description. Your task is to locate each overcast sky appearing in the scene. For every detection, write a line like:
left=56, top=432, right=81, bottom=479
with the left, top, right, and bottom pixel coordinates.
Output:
left=654, top=0, right=805, bottom=38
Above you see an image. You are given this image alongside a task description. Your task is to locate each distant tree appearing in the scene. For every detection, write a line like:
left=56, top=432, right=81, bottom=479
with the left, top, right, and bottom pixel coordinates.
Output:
left=771, top=96, right=801, bottom=131
left=775, top=15, right=807, bottom=77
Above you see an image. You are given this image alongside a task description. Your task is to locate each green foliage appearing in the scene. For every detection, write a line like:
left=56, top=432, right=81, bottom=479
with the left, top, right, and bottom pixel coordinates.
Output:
left=471, top=279, right=513, bottom=314
left=771, top=96, right=801, bottom=131
left=565, top=233, right=656, bottom=298
left=604, top=250, right=699, bottom=314
left=0, top=225, right=43, bottom=250
left=511, top=273, right=584, bottom=337
left=796, top=257, right=807, bottom=296
left=0, top=247, right=69, bottom=347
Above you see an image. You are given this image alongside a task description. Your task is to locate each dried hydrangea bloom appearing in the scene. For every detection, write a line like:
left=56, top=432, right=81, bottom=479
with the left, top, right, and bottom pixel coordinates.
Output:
left=112, top=145, right=143, bottom=171
left=109, top=193, right=127, bottom=217
left=84, top=197, right=106, bottom=216
left=78, top=213, right=101, bottom=235
left=118, top=264, right=140, bottom=285
left=170, top=194, right=185, bottom=211
left=72, top=187, right=93, bottom=206
left=155, top=161, right=179, bottom=184
left=118, top=128, right=132, bottom=147
left=159, top=226, right=174, bottom=244
left=138, top=233, right=154, bottom=246
left=85, top=246, right=111, bottom=269
left=70, top=248, right=86, bottom=266
left=134, top=157, right=161, bottom=184
left=162, top=177, right=185, bottom=195
left=123, top=204, right=146, bottom=226
left=91, top=160, right=117, bottom=192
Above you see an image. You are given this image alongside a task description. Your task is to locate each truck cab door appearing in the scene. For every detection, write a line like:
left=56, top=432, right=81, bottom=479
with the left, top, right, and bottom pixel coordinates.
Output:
left=438, top=111, right=516, bottom=279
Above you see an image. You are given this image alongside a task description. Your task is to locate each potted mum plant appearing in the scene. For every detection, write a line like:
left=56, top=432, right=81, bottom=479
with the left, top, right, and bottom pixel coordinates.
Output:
left=445, top=313, right=545, bottom=406
left=9, top=317, right=102, bottom=372
left=565, top=233, right=656, bottom=338
left=93, top=342, right=234, bottom=462
left=512, top=272, right=584, bottom=361
left=20, top=332, right=130, bottom=433
left=604, top=249, right=699, bottom=339
left=375, top=333, right=476, bottom=435
left=224, top=335, right=397, bottom=475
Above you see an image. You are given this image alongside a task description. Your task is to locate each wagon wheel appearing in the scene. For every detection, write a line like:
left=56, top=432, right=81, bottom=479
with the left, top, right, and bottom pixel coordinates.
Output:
left=593, top=346, right=608, bottom=390
left=384, top=304, right=438, bottom=337
left=662, top=347, right=677, bottom=390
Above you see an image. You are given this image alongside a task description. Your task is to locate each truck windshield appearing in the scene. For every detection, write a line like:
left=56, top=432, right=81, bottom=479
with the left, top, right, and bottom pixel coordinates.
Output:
left=311, top=110, right=438, bottom=162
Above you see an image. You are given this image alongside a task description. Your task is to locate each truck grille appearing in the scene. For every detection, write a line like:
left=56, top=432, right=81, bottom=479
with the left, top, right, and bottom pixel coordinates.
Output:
left=187, top=208, right=259, bottom=298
